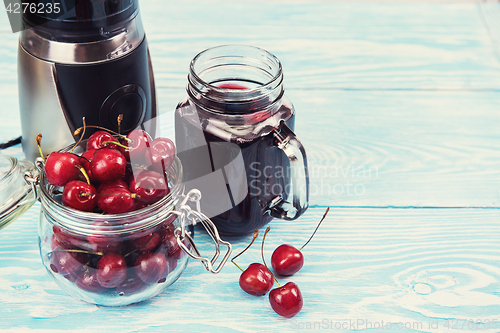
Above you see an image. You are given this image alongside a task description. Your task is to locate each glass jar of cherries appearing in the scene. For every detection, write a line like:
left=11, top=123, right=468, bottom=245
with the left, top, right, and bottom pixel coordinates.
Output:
left=33, top=136, right=231, bottom=306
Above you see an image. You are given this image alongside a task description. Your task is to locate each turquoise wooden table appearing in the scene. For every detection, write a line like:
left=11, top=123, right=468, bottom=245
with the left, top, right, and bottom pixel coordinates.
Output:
left=2, top=0, right=500, bottom=332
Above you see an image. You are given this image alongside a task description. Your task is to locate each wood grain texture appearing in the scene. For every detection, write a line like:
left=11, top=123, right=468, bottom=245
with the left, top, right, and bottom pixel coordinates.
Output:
left=290, top=89, right=500, bottom=208
left=154, top=88, right=500, bottom=208
left=1, top=207, right=499, bottom=332
left=140, top=0, right=500, bottom=90
left=2, top=1, right=500, bottom=90
left=0, top=0, right=500, bottom=331
left=5, top=84, right=500, bottom=208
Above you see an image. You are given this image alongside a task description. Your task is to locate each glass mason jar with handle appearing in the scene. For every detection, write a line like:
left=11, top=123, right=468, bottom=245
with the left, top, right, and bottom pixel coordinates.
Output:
left=175, top=45, right=309, bottom=236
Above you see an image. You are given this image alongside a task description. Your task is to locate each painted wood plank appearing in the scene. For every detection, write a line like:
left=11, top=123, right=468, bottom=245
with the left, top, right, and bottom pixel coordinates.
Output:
left=1, top=206, right=499, bottom=332
left=289, top=88, right=500, bottom=208
left=140, top=0, right=500, bottom=90
left=151, top=87, right=500, bottom=208
left=0, top=1, right=498, bottom=331
left=1, top=1, right=500, bottom=90
left=2, top=86, right=500, bottom=208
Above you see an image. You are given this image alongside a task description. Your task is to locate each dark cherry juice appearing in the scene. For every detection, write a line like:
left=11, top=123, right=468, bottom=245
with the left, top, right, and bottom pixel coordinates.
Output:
left=175, top=87, right=295, bottom=235
left=216, top=83, right=249, bottom=89
left=175, top=45, right=309, bottom=235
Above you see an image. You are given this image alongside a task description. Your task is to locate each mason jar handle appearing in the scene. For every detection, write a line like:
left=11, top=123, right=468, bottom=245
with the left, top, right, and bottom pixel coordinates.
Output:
left=265, top=121, right=309, bottom=220
left=172, top=189, right=232, bottom=274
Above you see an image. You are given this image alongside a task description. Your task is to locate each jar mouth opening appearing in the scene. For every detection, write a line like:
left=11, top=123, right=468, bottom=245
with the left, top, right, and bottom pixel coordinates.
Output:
left=39, top=142, right=184, bottom=235
left=188, top=45, right=284, bottom=113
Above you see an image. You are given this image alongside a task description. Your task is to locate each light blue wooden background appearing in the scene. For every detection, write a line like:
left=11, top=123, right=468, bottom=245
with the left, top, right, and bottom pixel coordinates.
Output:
left=1, top=0, right=500, bottom=332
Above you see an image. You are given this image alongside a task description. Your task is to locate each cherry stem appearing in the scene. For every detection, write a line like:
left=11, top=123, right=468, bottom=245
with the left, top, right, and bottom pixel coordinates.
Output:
left=299, top=207, right=330, bottom=251
left=50, top=249, right=104, bottom=256
left=74, top=126, right=131, bottom=142
left=232, top=261, right=245, bottom=273
left=124, top=232, right=154, bottom=258
left=80, top=192, right=97, bottom=197
left=102, top=140, right=130, bottom=150
left=97, top=193, right=141, bottom=198
left=70, top=117, right=86, bottom=153
left=35, top=133, right=45, bottom=160
left=231, top=229, right=259, bottom=272
left=261, top=226, right=280, bottom=287
left=75, top=164, right=91, bottom=185
left=117, top=114, right=123, bottom=135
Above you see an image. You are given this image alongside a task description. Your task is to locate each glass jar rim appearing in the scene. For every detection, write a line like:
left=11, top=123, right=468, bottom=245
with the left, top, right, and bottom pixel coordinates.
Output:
left=187, top=44, right=284, bottom=114
left=39, top=144, right=184, bottom=236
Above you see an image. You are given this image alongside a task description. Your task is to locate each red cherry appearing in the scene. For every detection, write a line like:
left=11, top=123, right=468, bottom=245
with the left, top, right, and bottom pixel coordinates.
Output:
left=79, top=149, right=97, bottom=183
left=62, top=180, right=98, bottom=212
left=270, top=208, right=329, bottom=276
left=87, top=234, right=123, bottom=254
left=129, top=170, right=169, bottom=205
left=80, top=149, right=95, bottom=164
left=52, top=225, right=89, bottom=251
left=159, top=215, right=178, bottom=231
left=87, top=130, right=120, bottom=151
left=124, top=129, right=151, bottom=165
left=50, top=250, right=85, bottom=277
left=122, top=164, right=134, bottom=183
left=231, top=229, right=271, bottom=295
left=97, top=187, right=136, bottom=214
left=96, top=253, right=127, bottom=288
left=269, top=282, right=303, bottom=317
left=145, top=137, right=176, bottom=174
left=50, top=234, right=59, bottom=250
left=133, top=201, right=148, bottom=211
left=63, top=270, right=80, bottom=282
left=87, top=222, right=124, bottom=254
left=76, top=269, right=107, bottom=293
left=90, top=148, right=127, bottom=183
left=97, top=179, right=129, bottom=193
left=115, top=270, right=148, bottom=295
left=168, top=257, right=178, bottom=272
left=134, top=252, right=169, bottom=284
left=162, top=229, right=187, bottom=260
left=239, top=263, right=274, bottom=296
left=44, top=152, right=81, bottom=187
left=130, top=231, right=161, bottom=254
left=271, top=244, right=304, bottom=276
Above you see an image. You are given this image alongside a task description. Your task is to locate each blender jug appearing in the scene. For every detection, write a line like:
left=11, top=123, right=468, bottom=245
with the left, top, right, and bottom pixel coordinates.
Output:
left=18, top=0, right=157, bottom=161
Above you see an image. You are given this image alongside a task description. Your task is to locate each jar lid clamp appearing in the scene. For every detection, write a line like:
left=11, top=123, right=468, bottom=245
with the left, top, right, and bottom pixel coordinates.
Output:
left=171, top=189, right=232, bottom=274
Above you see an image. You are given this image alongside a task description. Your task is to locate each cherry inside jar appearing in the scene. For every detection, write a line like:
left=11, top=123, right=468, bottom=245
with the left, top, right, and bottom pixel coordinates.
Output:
left=38, top=146, right=191, bottom=306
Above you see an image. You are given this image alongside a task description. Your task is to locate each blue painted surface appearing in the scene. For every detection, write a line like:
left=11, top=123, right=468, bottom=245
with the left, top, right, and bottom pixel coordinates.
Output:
left=1, top=1, right=500, bottom=332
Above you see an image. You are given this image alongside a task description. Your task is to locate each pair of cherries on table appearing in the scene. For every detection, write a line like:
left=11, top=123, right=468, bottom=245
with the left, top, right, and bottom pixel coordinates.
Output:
left=43, top=128, right=175, bottom=213
left=233, top=209, right=329, bottom=318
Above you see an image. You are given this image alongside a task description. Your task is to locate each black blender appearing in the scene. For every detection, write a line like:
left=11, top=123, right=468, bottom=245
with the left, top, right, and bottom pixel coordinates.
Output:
left=18, top=0, right=157, bottom=161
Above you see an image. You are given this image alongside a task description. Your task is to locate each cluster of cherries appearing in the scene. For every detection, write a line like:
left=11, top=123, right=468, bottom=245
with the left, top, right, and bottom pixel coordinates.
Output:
left=40, top=125, right=187, bottom=294
left=42, top=128, right=175, bottom=214
left=50, top=215, right=184, bottom=295
left=232, top=208, right=329, bottom=318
